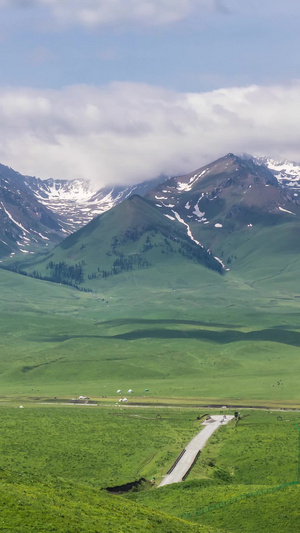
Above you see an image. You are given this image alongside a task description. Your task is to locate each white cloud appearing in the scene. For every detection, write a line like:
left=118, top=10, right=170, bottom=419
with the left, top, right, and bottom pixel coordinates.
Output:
left=2, top=0, right=299, bottom=26
left=0, top=0, right=222, bottom=26
left=0, top=81, right=300, bottom=186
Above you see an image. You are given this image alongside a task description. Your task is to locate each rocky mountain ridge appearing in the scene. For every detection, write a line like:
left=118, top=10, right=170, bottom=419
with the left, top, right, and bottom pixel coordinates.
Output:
left=24, top=175, right=166, bottom=233
left=1, top=153, right=300, bottom=261
left=0, top=162, right=166, bottom=258
left=146, top=153, right=299, bottom=223
left=242, top=154, right=300, bottom=192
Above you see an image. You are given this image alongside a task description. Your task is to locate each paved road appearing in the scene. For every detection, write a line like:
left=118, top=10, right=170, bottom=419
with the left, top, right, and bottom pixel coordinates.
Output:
left=158, top=415, right=234, bottom=487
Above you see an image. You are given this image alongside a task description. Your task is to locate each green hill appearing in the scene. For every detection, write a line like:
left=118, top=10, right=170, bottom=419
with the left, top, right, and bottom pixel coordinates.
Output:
left=0, top=474, right=213, bottom=533
left=5, top=194, right=223, bottom=289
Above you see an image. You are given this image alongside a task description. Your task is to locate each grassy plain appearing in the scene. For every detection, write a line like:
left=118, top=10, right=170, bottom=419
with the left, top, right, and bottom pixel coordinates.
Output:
left=1, top=405, right=300, bottom=532
left=0, top=405, right=219, bottom=532
left=0, top=406, right=204, bottom=487
left=1, top=260, right=300, bottom=404
left=2, top=179, right=300, bottom=531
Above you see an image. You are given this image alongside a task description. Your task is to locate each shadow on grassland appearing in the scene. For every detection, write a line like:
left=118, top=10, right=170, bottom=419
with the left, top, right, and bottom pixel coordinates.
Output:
left=39, top=328, right=300, bottom=347
left=111, top=328, right=300, bottom=346
left=96, top=319, right=242, bottom=328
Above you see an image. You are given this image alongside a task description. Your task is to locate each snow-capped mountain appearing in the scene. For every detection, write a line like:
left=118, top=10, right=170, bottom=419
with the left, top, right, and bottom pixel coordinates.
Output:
left=23, top=176, right=107, bottom=233
left=146, top=153, right=300, bottom=258
left=0, top=162, right=167, bottom=258
left=241, top=154, right=300, bottom=193
left=0, top=167, right=64, bottom=259
left=10, top=154, right=300, bottom=285
left=146, top=153, right=279, bottom=223
left=24, top=175, right=167, bottom=233
left=2, top=151, right=300, bottom=261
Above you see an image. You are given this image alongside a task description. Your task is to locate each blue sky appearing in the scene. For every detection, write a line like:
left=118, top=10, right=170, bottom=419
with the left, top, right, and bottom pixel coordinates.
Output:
left=0, top=0, right=299, bottom=186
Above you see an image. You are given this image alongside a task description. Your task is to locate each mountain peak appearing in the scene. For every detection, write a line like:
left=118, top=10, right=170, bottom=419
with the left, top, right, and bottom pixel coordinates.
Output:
left=144, top=152, right=300, bottom=261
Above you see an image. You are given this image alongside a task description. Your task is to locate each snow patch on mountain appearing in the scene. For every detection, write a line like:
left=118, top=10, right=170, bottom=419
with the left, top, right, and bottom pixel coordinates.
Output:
left=214, top=256, right=226, bottom=268
left=242, top=154, right=300, bottom=190
left=1, top=202, right=29, bottom=234
left=193, top=194, right=205, bottom=219
left=278, top=206, right=296, bottom=215
left=171, top=210, right=204, bottom=248
left=24, top=176, right=167, bottom=235
left=176, top=169, right=209, bottom=192
left=30, top=179, right=94, bottom=202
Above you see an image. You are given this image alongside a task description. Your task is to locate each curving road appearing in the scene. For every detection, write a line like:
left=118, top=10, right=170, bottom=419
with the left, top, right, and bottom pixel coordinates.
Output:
left=158, top=415, right=234, bottom=487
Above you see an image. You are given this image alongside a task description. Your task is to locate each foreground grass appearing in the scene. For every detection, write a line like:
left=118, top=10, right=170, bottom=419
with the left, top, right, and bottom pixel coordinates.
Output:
left=0, top=474, right=213, bottom=533
left=128, top=411, right=300, bottom=532
left=0, top=406, right=223, bottom=532
left=129, top=479, right=300, bottom=533
left=0, top=407, right=204, bottom=488
left=1, top=407, right=300, bottom=532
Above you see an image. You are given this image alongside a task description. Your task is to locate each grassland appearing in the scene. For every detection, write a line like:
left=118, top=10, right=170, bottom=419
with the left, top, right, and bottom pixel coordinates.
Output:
left=0, top=406, right=204, bottom=487
left=1, top=226, right=300, bottom=530
left=0, top=479, right=212, bottom=533
left=127, top=410, right=300, bottom=532
left=1, top=405, right=300, bottom=532
left=1, top=258, right=300, bottom=404
left=0, top=405, right=221, bottom=532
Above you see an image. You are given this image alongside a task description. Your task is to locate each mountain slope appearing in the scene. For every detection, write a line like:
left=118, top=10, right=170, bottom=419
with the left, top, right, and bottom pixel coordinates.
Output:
left=24, top=173, right=167, bottom=233
left=0, top=164, right=64, bottom=259
left=0, top=161, right=167, bottom=257
left=146, top=153, right=300, bottom=270
left=242, top=154, right=300, bottom=191
left=8, top=195, right=224, bottom=287
left=3, top=152, right=300, bottom=276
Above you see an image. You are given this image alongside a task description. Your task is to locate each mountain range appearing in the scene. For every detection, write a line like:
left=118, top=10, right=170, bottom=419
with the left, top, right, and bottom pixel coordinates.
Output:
left=1, top=154, right=300, bottom=261
left=0, top=162, right=166, bottom=259
left=2, top=152, right=300, bottom=290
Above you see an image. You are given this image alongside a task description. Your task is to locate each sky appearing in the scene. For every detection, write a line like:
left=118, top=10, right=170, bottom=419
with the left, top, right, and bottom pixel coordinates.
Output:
left=0, top=0, right=300, bottom=187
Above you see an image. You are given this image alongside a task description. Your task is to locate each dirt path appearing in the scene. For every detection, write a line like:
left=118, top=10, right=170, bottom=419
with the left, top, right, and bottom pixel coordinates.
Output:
left=158, top=415, right=234, bottom=487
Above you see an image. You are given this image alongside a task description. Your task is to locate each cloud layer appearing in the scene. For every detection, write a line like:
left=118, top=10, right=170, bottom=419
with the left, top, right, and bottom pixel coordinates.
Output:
left=0, top=81, right=299, bottom=186
left=1, top=0, right=224, bottom=26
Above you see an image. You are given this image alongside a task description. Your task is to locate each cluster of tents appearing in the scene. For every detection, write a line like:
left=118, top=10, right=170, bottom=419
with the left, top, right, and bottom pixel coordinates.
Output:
left=115, top=388, right=150, bottom=403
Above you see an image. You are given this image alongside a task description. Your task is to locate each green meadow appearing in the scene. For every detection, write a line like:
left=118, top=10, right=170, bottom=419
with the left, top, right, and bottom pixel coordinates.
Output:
left=1, top=405, right=300, bottom=532
left=128, top=410, right=300, bottom=532
left=1, top=229, right=300, bottom=531
left=0, top=405, right=219, bottom=532
left=1, top=260, right=300, bottom=404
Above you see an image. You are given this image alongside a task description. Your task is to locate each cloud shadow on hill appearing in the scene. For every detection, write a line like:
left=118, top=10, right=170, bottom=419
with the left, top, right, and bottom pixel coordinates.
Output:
left=39, top=327, right=300, bottom=347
